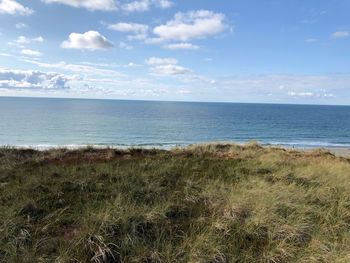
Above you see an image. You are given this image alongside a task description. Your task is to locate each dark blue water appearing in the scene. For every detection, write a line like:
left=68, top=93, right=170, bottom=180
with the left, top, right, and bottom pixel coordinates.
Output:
left=0, top=97, right=349, bottom=149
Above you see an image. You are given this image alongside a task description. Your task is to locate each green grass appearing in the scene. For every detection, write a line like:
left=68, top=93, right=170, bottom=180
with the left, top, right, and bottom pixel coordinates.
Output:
left=0, top=143, right=350, bottom=262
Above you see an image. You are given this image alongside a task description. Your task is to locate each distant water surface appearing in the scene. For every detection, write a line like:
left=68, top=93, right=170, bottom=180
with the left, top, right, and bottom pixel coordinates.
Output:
left=0, top=97, right=349, bottom=149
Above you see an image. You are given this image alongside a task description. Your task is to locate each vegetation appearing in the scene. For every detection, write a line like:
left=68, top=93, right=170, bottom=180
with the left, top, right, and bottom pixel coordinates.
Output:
left=0, top=143, right=350, bottom=262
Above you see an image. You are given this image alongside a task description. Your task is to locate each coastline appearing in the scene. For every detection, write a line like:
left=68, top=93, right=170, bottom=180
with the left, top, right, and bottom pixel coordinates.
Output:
left=1, top=142, right=350, bottom=158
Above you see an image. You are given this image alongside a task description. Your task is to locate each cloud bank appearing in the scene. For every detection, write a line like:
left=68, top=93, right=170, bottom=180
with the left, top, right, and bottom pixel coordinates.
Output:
left=41, top=0, right=172, bottom=12
left=41, top=0, right=117, bottom=11
left=0, top=68, right=72, bottom=90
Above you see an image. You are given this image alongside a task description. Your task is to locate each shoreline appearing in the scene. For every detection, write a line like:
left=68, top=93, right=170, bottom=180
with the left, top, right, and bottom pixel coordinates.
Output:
left=1, top=142, right=350, bottom=157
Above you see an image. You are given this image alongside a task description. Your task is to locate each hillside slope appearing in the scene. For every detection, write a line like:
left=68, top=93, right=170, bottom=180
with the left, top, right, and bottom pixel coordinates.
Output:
left=1, top=144, right=350, bottom=262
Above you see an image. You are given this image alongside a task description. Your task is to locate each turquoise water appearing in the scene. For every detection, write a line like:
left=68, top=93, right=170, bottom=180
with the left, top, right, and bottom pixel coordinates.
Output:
left=0, top=97, right=349, bottom=149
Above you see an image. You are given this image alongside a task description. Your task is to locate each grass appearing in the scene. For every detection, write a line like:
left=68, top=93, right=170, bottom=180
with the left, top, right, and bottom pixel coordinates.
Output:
left=0, top=143, right=350, bottom=262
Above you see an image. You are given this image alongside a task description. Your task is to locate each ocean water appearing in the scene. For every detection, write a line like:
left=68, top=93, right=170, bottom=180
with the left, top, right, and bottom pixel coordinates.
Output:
left=0, top=97, right=350, bottom=149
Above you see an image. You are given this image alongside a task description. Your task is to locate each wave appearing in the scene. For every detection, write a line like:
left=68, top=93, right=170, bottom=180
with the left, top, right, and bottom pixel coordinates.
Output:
left=0, top=143, right=187, bottom=151
left=1, top=140, right=350, bottom=151
left=262, top=141, right=350, bottom=148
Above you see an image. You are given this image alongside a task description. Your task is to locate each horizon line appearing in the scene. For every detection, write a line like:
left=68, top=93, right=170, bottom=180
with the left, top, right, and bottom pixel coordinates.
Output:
left=0, top=95, right=349, bottom=107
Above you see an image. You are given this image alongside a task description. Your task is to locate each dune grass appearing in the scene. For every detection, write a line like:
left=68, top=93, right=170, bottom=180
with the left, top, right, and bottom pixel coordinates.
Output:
left=0, top=143, right=350, bottom=262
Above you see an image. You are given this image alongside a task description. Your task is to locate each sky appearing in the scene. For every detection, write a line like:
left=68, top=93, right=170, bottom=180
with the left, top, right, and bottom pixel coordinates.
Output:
left=0, top=0, right=350, bottom=105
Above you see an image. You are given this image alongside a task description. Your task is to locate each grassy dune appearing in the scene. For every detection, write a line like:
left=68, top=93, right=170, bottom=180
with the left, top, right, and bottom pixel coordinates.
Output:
left=0, top=143, right=350, bottom=262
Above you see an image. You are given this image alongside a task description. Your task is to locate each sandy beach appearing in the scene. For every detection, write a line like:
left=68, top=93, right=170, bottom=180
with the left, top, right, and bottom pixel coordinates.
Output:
left=326, top=148, right=350, bottom=157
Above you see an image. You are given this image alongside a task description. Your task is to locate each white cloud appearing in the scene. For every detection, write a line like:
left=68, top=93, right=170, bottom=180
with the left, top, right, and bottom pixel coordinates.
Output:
left=127, top=33, right=148, bottom=41
left=108, top=22, right=148, bottom=34
left=80, top=61, right=140, bottom=68
left=0, top=0, right=33, bottom=15
left=61, top=31, right=113, bottom=50
left=153, top=10, right=226, bottom=41
left=127, top=62, right=139, bottom=67
left=119, top=41, right=133, bottom=50
left=151, top=64, right=190, bottom=75
left=287, top=91, right=314, bottom=97
left=0, top=53, right=12, bottom=57
left=41, top=0, right=117, bottom=11
left=122, top=0, right=149, bottom=12
left=9, top=36, right=44, bottom=47
left=193, top=74, right=346, bottom=102
left=0, top=68, right=72, bottom=90
left=33, top=36, right=44, bottom=42
left=24, top=59, right=124, bottom=77
left=288, top=91, right=335, bottom=98
left=121, top=0, right=173, bottom=12
left=155, top=0, right=173, bottom=9
left=331, top=31, right=350, bottom=38
left=15, top=22, right=28, bottom=29
left=164, top=71, right=350, bottom=103
left=177, top=89, right=191, bottom=94
left=163, top=42, right=199, bottom=50
left=21, top=49, right=42, bottom=57
left=145, top=57, right=190, bottom=76
left=145, top=57, right=178, bottom=65
left=79, top=77, right=168, bottom=96
left=143, top=37, right=165, bottom=44
left=304, top=38, right=317, bottom=43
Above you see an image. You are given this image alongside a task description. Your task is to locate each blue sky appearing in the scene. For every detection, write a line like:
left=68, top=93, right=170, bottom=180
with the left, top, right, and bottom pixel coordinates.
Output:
left=0, top=0, right=350, bottom=104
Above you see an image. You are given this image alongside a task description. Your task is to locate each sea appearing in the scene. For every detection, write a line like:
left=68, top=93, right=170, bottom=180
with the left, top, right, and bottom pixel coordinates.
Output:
left=0, top=96, right=349, bottom=150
